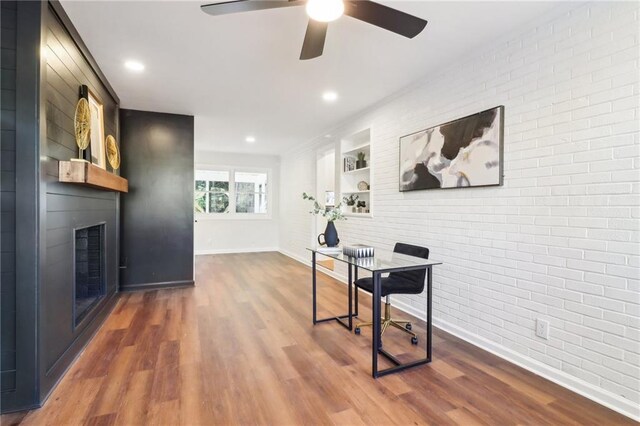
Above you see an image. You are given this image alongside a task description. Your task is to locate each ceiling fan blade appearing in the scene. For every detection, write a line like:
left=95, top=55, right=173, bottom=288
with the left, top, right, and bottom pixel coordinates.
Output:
left=343, top=0, right=427, bottom=39
left=300, top=19, right=328, bottom=60
left=201, top=0, right=304, bottom=16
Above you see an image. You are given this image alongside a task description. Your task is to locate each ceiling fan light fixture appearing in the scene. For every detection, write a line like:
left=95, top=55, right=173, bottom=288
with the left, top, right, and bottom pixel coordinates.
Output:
left=306, top=0, right=344, bottom=22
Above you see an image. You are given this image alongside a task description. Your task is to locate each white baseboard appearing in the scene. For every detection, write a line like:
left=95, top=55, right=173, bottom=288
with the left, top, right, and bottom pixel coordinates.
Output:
left=196, top=247, right=279, bottom=255
left=278, top=249, right=308, bottom=265
left=431, top=316, right=640, bottom=421
left=278, top=249, right=640, bottom=422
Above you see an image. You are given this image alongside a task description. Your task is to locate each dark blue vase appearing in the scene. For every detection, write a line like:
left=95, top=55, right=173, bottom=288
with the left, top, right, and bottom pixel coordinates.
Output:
left=318, top=221, right=340, bottom=247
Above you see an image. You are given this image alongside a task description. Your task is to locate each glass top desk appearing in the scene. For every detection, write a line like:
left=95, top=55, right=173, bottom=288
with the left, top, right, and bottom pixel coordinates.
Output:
left=307, top=247, right=442, bottom=378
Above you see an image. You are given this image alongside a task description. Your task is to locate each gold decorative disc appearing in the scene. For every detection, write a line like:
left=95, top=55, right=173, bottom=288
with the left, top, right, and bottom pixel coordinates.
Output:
left=74, top=98, right=91, bottom=151
left=105, top=135, right=121, bottom=170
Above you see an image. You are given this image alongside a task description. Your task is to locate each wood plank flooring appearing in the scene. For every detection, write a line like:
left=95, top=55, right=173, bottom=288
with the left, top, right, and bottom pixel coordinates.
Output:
left=2, top=252, right=634, bottom=425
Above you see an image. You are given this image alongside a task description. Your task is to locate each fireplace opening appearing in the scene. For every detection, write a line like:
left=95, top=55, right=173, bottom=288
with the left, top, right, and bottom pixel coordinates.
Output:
left=74, top=223, right=106, bottom=326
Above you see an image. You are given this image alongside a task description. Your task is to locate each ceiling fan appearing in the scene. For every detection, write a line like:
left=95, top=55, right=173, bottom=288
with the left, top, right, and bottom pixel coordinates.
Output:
left=201, top=0, right=428, bottom=60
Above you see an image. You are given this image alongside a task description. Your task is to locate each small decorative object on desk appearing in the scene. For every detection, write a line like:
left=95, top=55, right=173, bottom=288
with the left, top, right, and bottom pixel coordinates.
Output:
left=302, top=192, right=346, bottom=248
left=356, top=257, right=375, bottom=268
left=317, top=246, right=342, bottom=255
left=344, top=244, right=375, bottom=258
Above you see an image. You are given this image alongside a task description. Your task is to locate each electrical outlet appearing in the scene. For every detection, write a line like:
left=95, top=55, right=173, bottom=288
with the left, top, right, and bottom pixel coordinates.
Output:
left=536, top=318, right=549, bottom=339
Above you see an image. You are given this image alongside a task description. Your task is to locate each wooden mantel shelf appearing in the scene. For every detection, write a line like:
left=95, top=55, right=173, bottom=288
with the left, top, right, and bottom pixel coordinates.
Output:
left=59, top=161, right=128, bottom=193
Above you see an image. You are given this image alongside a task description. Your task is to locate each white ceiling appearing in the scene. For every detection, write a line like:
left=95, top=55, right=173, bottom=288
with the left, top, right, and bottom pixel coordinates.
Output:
left=61, top=1, right=567, bottom=155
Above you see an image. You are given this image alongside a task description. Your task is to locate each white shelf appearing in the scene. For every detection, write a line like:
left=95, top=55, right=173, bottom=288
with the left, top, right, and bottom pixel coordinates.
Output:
left=343, top=167, right=370, bottom=174
left=342, top=142, right=370, bottom=156
left=344, top=212, right=373, bottom=218
left=340, top=127, right=372, bottom=218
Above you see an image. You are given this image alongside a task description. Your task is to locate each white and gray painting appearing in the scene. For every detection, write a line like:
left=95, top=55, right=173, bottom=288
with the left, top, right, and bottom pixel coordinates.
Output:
left=399, top=106, right=503, bottom=191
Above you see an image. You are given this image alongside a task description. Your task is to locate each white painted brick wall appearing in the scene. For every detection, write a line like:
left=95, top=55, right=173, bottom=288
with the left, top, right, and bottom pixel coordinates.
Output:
left=279, top=1, right=639, bottom=419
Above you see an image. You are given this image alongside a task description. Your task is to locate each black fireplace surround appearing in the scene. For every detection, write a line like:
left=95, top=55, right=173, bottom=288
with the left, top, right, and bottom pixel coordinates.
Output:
left=1, top=2, right=194, bottom=413
left=74, top=223, right=106, bottom=326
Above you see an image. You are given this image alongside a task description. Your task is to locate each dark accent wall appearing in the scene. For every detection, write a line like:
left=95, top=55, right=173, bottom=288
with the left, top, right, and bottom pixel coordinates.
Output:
left=38, top=1, right=120, bottom=401
left=1, top=0, right=18, bottom=396
left=8, top=0, right=42, bottom=412
left=1, top=0, right=121, bottom=412
left=2, top=0, right=193, bottom=413
left=119, top=109, right=194, bottom=291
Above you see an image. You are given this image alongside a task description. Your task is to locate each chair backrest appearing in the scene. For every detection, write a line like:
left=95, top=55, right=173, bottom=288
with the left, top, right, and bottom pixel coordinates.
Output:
left=389, top=243, right=430, bottom=291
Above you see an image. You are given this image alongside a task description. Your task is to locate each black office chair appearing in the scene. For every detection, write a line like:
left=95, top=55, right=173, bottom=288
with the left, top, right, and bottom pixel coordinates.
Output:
left=354, top=243, right=429, bottom=344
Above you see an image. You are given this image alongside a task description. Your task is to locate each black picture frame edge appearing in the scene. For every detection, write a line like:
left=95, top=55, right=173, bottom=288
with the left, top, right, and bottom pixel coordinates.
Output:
left=398, top=105, right=505, bottom=193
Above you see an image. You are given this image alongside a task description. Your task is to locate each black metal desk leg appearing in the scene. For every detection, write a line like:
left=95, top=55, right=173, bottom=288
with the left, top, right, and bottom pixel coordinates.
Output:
left=312, top=252, right=355, bottom=330
left=370, top=265, right=432, bottom=378
left=427, top=266, right=432, bottom=361
left=348, top=263, right=353, bottom=330
left=354, top=266, right=359, bottom=317
left=372, top=271, right=382, bottom=378
left=312, top=251, right=317, bottom=324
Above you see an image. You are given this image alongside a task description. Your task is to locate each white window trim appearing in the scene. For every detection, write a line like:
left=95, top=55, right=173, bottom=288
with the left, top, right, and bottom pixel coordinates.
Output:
left=195, top=165, right=273, bottom=221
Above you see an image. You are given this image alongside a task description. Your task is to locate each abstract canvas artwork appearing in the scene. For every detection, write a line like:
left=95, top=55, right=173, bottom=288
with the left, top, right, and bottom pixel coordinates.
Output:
left=399, top=106, right=504, bottom=191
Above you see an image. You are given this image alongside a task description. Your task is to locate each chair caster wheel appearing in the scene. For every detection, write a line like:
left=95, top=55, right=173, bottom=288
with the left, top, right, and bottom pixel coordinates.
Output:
left=411, top=336, right=418, bottom=345
left=354, top=327, right=361, bottom=335
left=405, top=323, right=412, bottom=330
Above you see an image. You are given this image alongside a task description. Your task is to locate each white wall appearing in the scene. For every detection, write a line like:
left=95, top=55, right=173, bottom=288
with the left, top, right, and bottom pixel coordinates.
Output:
left=316, top=147, right=337, bottom=236
left=279, top=2, right=639, bottom=419
left=195, top=151, right=280, bottom=254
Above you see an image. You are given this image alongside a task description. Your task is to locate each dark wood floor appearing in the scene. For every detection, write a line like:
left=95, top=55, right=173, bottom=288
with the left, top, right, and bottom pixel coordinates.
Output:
left=3, top=252, right=634, bottom=425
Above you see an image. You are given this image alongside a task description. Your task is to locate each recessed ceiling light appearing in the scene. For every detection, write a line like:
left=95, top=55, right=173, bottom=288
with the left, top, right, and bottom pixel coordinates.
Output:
left=124, top=60, right=145, bottom=72
left=325, top=134, right=332, bottom=138
left=322, top=91, right=338, bottom=102
left=245, top=136, right=256, bottom=143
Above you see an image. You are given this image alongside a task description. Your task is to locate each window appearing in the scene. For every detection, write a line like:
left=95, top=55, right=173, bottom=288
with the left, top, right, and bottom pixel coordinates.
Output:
left=195, top=170, right=230, bottom=213
left=195, top=168, right=269, bottom=218
left=235, top=171, right=268, bottom=214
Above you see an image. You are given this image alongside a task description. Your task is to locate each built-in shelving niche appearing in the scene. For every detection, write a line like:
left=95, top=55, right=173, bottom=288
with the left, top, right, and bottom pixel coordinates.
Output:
left=340, top=128, right=372, bottom=217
